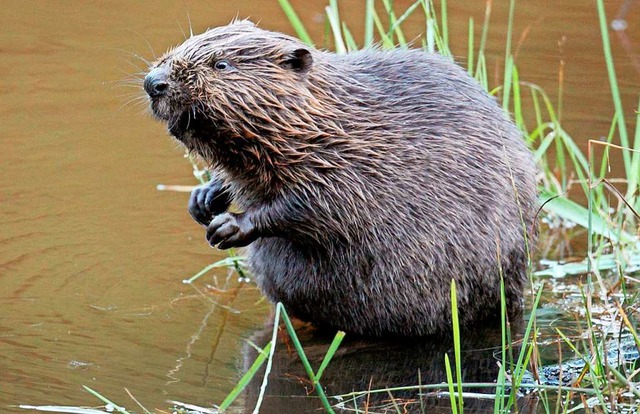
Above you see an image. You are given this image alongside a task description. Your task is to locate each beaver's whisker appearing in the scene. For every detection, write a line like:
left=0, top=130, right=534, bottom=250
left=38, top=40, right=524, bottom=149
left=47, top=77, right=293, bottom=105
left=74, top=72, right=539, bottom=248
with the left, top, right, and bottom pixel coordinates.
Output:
left=168, top=115, right=180, bottom=131
left=176, top=18, right=188, bottom=41
left=186, top=9, right=194, bottom=38
left=119, top=95, right=148, bottom=111
left=114, top=73, right=145, bottom=82
left=116, top=97, right=148, bottom=115
left=105, top=78, right=140, bottom=89
left=197, top=101, right=207, bottom=114
left=123, top=65, right=147, bottom=74
left=115, top=69, right=146, bottom=84
left=117, top=83, right=144, bottom=89
left=141, top=38, right=157, bottom=61
left=110, top=47, right=153, bottom=67
left=186, top=110, right=192, bottom=130
left=117, top=91, right=145, bottom=100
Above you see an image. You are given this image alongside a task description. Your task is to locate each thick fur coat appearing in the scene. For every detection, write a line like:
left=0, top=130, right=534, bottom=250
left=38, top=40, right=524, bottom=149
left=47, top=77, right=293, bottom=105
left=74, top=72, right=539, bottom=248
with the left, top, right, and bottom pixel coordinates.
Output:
left=144, top=21, right=538, bottom=336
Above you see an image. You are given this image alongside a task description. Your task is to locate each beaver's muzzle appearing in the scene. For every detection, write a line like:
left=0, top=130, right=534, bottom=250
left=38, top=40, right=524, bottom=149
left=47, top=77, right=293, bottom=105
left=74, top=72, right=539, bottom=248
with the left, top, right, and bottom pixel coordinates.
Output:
left=144, top=67, right=169, bottom=98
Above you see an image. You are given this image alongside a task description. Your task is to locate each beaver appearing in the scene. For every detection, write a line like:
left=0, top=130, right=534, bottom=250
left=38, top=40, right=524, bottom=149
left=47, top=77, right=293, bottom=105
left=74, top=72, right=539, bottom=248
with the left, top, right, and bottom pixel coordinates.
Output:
left=143, top=20, right=538, bottom=337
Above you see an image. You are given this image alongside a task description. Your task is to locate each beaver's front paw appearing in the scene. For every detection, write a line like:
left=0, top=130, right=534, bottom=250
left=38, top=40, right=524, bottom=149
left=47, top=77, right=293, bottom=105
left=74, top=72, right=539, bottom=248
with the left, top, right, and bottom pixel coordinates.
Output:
left=206, top=213, right=257, bottom=249
left=188, top=180, right=231, bottom=226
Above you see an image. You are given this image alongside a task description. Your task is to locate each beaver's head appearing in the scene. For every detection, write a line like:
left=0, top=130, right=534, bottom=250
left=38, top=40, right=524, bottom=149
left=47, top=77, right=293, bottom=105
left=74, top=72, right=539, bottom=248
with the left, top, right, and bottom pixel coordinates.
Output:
left=143, top=20, right=316, bottom=161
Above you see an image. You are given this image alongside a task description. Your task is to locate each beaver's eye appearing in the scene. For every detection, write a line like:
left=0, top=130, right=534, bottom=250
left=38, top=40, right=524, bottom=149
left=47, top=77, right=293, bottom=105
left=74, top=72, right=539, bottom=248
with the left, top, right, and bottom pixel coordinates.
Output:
left=214, top=60, right=231, bottom=70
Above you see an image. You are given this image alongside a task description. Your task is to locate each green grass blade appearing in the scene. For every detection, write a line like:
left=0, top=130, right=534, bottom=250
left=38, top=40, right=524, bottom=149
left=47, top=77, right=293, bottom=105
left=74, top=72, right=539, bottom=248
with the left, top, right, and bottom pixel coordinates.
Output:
left=467, top=17, right=474, bottom=75
left=495, top=277, right=507, bottom=412
left=588, top=139, right=596, bottom=275
left=502, top=55, right=514, bottom=113
left=386, top=390, right=403, bottom=414
left=219, top=342, right=273, bottom=410
left=387, top=0, right=422, bottom=46
left=598, top=115, right=619, bottom=181
left=252, top=304, right=281, bottom=413
left=381, top=0, right=407, bottom=46
left=512, top=65, right=525, bottom=132
left=514, top=84, right=593, bottom=193
left=420, top=0, right=450, bottom=57
left=278, top=0, right=313, bottom=46
left=422, top=0, right=435, bottom=53
left=529, top=87, right=544, bottom=145
left=504, top=0, right=515, bottom=64
left=476, top=0, right=491, bottom=76
left=607, top=365, right=640, bottom=399
left=540, top=189, right=636, bottom=244
left=440, top=0, right=448, bottom=49
left=182, top=256, right=245, bottom=284
left=342, top=23, right=358, bottom=52
left=444, top=354, right=458, bottom=414
left=316, top=331, right=346, bottom=381
left=326, top=1, right=346, bottom=54
left=279, top=304, right=316, bottom=379
left=364, top=0, right=375, bottom=48
left=475, top=54, right=488, bottom=90
left=82, top=387, right=130, bottom=414
left=493, top=365, right=506, bottom=413
left=596, top=0, right=631, bottom=173
left=450, top=279, right=463, bottom=413
left=506, top=287, right=543, bottom=408
left=372, top=7, right=395, bottom=48
left=629, top=96, right=640, bottom=210
left=531, top=124, right=557, bottom=162
left=279, top=303, right=336, bottom=413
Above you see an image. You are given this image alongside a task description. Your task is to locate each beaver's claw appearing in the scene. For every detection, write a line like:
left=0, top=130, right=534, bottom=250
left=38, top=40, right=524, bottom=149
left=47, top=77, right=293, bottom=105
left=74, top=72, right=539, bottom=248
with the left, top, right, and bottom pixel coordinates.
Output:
left=188, top=179, right=231, bottom=226
left=206, top=213, right=257, bottom=249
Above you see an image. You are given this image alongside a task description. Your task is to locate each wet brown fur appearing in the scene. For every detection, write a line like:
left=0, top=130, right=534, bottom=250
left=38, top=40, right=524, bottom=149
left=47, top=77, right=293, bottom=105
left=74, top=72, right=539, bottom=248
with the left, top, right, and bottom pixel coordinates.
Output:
left=146, top=20, right=538, bottom=337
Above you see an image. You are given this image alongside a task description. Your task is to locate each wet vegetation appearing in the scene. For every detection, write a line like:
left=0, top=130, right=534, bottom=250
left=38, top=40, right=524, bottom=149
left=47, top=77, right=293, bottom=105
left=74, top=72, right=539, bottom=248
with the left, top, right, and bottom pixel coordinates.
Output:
left=22, top=0, right=640, bottom=413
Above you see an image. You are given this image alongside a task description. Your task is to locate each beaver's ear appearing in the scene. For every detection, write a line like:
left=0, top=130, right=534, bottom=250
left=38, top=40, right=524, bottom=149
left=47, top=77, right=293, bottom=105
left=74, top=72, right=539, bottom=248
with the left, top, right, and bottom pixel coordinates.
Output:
left=281, top=48, right=313, bottom=73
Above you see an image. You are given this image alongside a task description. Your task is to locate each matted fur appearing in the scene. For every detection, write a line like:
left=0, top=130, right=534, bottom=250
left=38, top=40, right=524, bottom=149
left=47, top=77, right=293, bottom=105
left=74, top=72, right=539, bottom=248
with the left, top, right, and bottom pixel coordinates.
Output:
left=145, top=20, right=538, bottom=337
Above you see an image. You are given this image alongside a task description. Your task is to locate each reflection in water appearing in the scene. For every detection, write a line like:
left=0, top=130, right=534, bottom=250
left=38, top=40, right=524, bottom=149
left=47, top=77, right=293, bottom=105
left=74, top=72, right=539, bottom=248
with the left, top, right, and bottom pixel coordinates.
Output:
left=238, top=318, right=537, bottom=414
left=612, top=0, right=638, bottom=31
left=166, top=303, right=218, bottom=385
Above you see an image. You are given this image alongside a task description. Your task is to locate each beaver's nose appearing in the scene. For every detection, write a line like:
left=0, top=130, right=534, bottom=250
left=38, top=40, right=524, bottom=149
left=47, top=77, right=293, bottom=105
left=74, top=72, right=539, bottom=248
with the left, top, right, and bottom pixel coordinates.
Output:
left=144, top=67, right=169, bottom=98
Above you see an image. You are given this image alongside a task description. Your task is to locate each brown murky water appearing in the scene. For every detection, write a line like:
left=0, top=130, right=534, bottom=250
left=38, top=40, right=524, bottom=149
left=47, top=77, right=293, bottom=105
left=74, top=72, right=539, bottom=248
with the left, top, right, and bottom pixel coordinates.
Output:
left=2, top=1, right=639, bottom=413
